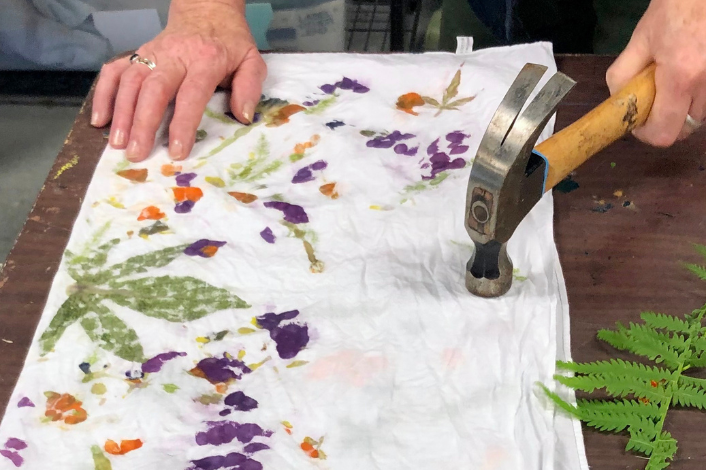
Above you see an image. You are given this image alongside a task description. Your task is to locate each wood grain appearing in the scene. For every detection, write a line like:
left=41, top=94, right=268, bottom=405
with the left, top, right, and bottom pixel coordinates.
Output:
left=1, top=55, right=705, bottom=469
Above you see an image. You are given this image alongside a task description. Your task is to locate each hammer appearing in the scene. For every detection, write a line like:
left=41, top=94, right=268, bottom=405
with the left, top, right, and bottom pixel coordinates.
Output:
left=465, top=63, right=657, bottom=298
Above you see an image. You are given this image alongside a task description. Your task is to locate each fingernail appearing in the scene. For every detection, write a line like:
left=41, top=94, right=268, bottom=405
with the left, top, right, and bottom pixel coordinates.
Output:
left=170, top=140, right=184, bottom=160
left=91, top=112, right=100, bottom=126
left=111, top=129, right=126, bottom=147
left=242, top=101, right=255, bottom=124
left=126, top=140, right=140, bottom=161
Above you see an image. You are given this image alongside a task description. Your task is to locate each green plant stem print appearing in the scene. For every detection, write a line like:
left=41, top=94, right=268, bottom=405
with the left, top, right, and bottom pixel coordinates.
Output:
left=42, top=232, right=249, bottom=361
left=544, top=245, right=706, bottom=470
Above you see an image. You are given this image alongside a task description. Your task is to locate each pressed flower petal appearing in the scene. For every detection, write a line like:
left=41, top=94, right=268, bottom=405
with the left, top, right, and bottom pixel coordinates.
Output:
left=117, top=169, right=148, bottom=182
left=228, top=192, right=258, bottom=204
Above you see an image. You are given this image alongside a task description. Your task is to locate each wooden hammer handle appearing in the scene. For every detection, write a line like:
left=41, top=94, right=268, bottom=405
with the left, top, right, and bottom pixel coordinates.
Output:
left=538, top=63, right=657, bottom=191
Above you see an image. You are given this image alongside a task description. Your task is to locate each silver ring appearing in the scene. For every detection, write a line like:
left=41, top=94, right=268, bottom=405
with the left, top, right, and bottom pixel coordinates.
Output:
left=685, top=113, right=703, bottom=131
left=129, top=53, right=156, bottom=71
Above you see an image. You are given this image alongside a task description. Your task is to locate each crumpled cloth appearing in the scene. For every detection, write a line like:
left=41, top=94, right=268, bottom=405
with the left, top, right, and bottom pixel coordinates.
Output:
left=0, top=43, right=588, bottom=470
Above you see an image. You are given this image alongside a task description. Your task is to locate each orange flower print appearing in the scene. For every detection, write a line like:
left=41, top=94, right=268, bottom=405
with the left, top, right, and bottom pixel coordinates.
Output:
left=300, top=437, right=326, bottom=460
left=137, top=206, right=166, bottom=221
left=116, top=169, right=148, bottom=182
left=44, top=392, right=87, bottom=425
left=104, top=439, right=143, bottom=455
left=319, top=183, right=339, bottom=199
left=396, top=93, right=425, bottom=115
left=228, top=192, right=258, bottom=204
left=172, top=187, right=204, bottom=203
left=161, top=164, right=182, bottom=177
left=269, top=104, right=305, bottom=126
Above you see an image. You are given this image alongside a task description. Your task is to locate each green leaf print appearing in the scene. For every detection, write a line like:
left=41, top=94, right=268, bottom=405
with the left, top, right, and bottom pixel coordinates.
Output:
left=107, top=276, right=250, bottom=321
left=91, top=445, right=113, bottom=470
left=40, top=232, right=250, bottom=361
left=80, top=305, right=145, bottom=362
left=39, top=294, right=94, bottom=355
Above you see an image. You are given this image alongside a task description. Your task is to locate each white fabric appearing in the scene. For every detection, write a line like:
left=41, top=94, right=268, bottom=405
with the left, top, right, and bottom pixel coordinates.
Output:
left=0, top=44, right=587, bottom=470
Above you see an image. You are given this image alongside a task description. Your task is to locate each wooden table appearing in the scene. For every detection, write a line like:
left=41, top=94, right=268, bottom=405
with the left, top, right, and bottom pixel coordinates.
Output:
left=1, top=55, right=704, bottom=469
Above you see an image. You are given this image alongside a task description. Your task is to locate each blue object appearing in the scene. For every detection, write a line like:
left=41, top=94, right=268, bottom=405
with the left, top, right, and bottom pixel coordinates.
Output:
left=531, top=148, right=550, bottom=193
left=245, top=3, right=274, bottom=50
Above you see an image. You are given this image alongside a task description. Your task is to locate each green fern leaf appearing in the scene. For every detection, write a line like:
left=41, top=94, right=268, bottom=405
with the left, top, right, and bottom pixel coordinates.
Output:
left=556, top=374, right=670, bottom=403
left=685, top=263, right=706, bottom=281
left=598, top=323, right=681, bottom=368
left=672, top=385, right=706, bottom=409
left=646, top=431, right=678, bottom=470
left=627, top=427, right=657, bottom=456
left=677, top=375, right=706, bottom=390
left=577, top=398, right=662, bottom=419
left=557, top=359, right=674, bottom=382
left=539, top=384, right=580, bottom=417
left=687, top=352, right=706, bottom=368
left=691, top=336, right=706, bottom=353
left=640, top=312, right=691, bottom=333
left=580, top=408, right=657, bottom=433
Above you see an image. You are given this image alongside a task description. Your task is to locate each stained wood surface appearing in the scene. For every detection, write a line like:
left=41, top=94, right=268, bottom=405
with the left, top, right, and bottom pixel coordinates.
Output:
left=1, top=55, right=705, bottom=469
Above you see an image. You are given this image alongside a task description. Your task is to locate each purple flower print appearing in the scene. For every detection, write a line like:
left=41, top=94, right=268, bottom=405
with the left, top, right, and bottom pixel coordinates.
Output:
left=271, top=323, right=309, bottom=359
left=449, top=144, right=469, bottom=155
left=263, top=202, right=309, bottom=224
left=445, top=131, right=468, bottom=144
left=255, top=310, right=300, bottom=331
left=196, top=422, right=271, bottom=446
left=260, top=227, right=275, bottom=244
left=4, top=440, right=26, bottom=451
left=0, top=450, right=22, bottom=467
left=224, top=391, right=258, bottom=412
left=303, top=100, right=320, bottom=107
left=184, top=240, right=227, bottom=258
left=394, top=144, right=419, bottom=156
left=292, top=161, right=328, bottom=184
left=190, top=451, right=263, bottom=470
left=192, top=355, right=252, bottom=384
left=320, top=77, right=370, bottom=95
left=17, top=397, right=34, bottom=408
left=427, top=138, right=440, bottom=156
left=176, top=173, right=197, bottom=187
left=243, top=443, right=270, bottom=454
left=175, top=200, right=196, bottom=214
left=425, top=153, right=466, bottom=179
left=142, top=352, right=186, bottom=373
left=367, top=131, right=415, bottom=149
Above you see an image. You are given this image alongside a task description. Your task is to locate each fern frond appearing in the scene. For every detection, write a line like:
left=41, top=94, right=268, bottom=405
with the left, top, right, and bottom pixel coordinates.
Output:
left=685, top=263, right=706, bottom=281
left=556, top=374, right=670, bottom=403
left=539, top=384, right=580, bottom=418
left=641, top=312, right=691, bottom=333
left=579, top=408, right=658, bottom=434
left=672, top=385, right=706, bottom=409
left=598, top=324, right=681, bottom=368
left=627, top=427, right=656, bottom=456
left=557, top=359, right=674, bottom=382
left=691, top=336, right=706, bottom=354
left=646, top=432, right=678, bottom=470
left=577, top=398, right=662, bottom=419
left=677, top=375, right=706, bottom=390
left=686, top=352, right=706, bottom=368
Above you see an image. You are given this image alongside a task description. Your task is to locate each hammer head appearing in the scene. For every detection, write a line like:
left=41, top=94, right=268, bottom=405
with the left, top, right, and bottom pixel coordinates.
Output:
left=465, top=63, right=575, bottom=298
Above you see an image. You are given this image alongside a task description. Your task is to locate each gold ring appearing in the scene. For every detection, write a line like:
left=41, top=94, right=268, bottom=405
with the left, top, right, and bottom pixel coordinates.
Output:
left=129, top=53, right=156, bottom=71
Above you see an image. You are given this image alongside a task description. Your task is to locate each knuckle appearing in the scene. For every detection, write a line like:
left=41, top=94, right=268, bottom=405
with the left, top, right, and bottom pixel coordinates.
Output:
left=197, top=41, right=224, bottom=61
left=119, top=71, right=142, bottom=90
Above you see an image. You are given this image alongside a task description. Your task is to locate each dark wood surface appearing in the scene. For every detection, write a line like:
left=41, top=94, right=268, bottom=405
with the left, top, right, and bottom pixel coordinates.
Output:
left=1, top=55, right=705, bottom=469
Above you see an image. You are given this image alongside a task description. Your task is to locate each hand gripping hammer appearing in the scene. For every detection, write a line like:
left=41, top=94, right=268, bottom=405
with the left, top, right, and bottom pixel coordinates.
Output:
left=465, top=63, right=657, bottom=298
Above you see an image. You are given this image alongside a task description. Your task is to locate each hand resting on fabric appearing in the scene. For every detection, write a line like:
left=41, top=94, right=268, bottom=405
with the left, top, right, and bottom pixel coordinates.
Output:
left=90, top=0, right=266, bottom=162
left=606, top=0, right=706, bottom=147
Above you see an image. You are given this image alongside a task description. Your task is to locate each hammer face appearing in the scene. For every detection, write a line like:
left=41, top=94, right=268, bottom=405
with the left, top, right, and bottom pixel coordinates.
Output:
left=465, top=241, right=513, bottom=298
